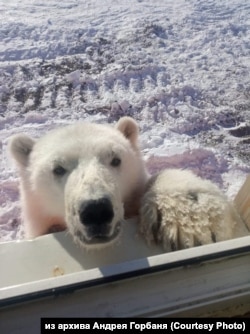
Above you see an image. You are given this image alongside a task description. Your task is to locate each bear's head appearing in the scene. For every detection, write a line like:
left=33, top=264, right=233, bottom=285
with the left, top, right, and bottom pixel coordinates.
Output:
left=9, top=117, right=149, bottom=249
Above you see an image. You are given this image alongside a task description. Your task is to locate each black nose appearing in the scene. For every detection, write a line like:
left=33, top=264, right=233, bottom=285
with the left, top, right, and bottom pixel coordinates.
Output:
left=79, top=197, right=114, bottom=226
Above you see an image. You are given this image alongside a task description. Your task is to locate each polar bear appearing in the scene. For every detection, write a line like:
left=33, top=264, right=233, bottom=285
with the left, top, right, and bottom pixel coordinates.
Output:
left=8, top=117, right=248, bottom=251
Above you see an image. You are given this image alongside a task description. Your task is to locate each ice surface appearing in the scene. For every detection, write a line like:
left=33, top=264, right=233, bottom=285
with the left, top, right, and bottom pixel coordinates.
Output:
left=0, top=0, right=249, bottom=241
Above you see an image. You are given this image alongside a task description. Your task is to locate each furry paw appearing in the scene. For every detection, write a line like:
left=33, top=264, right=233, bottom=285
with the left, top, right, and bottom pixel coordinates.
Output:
left=139, top=169, right=240, bottom=251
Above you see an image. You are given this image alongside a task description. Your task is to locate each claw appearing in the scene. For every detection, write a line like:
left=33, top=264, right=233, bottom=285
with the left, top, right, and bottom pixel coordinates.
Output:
left=211, top=232, right=217, bottom=243
left=151, top=209, right=162, bottom=244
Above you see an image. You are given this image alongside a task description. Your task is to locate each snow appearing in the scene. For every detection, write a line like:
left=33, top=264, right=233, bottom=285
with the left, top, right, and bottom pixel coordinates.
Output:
left=0, top=0, right=249, bottom=241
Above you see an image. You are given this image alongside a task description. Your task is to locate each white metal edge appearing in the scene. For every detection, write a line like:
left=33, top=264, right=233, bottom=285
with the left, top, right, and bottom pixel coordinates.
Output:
left=1, top=235, right=250, bottom=302
left=2, top=250, right=250, bottom=320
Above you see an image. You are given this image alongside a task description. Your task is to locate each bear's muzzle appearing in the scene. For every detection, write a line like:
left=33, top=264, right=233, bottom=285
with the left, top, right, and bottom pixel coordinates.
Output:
left=77, top=196, right=121, bottom=245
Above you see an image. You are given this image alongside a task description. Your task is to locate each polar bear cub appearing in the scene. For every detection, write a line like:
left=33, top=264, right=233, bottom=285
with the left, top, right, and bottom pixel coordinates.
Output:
left=9, top=117, right=248, bottom=251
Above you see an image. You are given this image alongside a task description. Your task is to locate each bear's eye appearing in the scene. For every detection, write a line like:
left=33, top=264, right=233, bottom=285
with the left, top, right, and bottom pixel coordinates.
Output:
left=110, top=157, right=121, bottom=167
left=53, top=165, right=67, bottom=176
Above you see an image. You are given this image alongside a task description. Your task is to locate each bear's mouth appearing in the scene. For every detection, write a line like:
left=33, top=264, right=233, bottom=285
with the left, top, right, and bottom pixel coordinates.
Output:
left=76, top=221, right=122, bottom=246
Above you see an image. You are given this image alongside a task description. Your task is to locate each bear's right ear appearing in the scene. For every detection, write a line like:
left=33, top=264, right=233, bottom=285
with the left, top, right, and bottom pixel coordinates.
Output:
left=8, top=134, right=35, bottom=168
left=116, top=117, right=139, bottom=148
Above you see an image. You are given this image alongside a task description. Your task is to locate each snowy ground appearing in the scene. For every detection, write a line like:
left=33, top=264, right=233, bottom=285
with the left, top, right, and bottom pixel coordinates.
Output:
left=0, top=0, right=250, bottom=241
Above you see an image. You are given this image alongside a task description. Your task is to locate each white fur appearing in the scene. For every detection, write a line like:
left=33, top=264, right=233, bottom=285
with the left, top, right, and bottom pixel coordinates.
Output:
left=9, top=118, right=148, bottom=248
left=139, top=169, right=248, bottom=251
left=9, top=117, right=249, bottom=251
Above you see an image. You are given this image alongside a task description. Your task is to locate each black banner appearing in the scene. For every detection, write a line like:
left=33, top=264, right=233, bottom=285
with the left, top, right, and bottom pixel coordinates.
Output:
left=41, top=318, right=249, bottom=333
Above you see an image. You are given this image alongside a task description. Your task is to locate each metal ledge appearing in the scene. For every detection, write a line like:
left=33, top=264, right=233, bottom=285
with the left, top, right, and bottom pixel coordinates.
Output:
left=1, top=232, right=250, bottom=326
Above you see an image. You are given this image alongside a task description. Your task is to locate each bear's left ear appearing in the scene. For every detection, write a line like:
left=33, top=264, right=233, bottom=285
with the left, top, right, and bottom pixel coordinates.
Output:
left=116, top=117, right=139, bottom=148
left=8, top=134, right=35, bottom=168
